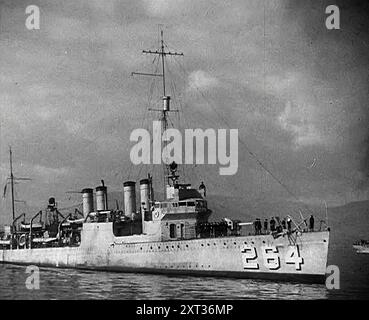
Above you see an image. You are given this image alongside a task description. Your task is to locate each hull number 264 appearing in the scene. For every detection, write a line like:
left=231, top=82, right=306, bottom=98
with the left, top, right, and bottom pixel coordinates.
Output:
left=241, top=245, right=304, bottom=271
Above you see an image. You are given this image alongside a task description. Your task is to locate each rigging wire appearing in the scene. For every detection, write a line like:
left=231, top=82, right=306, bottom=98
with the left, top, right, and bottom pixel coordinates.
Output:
left=138, top=36, right=314, bottom=214
left=165, top=51, right=219, bottom=183
left=165, top=58, right=187, bottom=180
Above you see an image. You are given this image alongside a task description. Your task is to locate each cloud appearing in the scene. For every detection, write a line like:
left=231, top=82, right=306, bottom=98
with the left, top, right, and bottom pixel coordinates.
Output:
left=142, top=0, right=187, bottom=17
left=188, top=70, right=218, bottom=91
left=265, top=72, right=301, bottom=97
left=46, top=16, right=89, bottom=42
left=64, top=120, right=84, bottom=135
left=0, top=0, right=368, bottom=209
left=33, top=165, right=70, bottom=182
left=278, top=101, right=323, bottom=148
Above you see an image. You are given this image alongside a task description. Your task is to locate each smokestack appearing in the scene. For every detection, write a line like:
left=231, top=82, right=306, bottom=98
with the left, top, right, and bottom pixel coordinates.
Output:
left=96, top=185, right=107, bottom=211
left=140, top=179, right=150, bottom=215
left=123, top=181, right=136, bottom=219
left=82, top=188, right=94, bottom=216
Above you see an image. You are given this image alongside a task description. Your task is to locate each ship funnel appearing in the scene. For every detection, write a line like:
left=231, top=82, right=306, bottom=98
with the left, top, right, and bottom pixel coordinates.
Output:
left=82, top=188, right=94, bottom=216
left=163, top=96, right=170, bottom=111
left=96, top=185, right=107, bottom=211
left=140, top=179, right=150, bottom=214
left=123, top=181, right=136, bottom=219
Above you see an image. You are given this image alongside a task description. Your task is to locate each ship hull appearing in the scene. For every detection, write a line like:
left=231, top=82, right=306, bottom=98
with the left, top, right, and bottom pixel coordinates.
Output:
left=0, top=223, right=329, bottom=284
left=353, top=245, right=369, bottom=254
left=0, top=261, right=325, bottom=284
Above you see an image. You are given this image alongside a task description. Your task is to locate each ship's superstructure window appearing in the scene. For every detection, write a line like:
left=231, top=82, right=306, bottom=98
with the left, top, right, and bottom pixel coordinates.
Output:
left=170, top=224, right=176, bottom=238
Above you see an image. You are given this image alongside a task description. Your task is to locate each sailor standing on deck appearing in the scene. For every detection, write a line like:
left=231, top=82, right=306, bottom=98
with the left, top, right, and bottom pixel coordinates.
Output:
left=287, top=217, right=292, bottom=232
left=264, top=219, right=268, bottom=234
left=254, top=219, right=258, bottom=235
left=199, top=181, right=206, bottom=197
left=309, top=215, right=315, bottom=232
left=270, top=217, right=276, bottom=232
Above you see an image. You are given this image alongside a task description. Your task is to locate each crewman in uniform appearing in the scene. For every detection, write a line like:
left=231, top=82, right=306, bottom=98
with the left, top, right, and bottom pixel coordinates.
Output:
left=270, top=217, right=276, bottom=232
left=264, top=219, right=268, bottom=234
left=257, top=218, right=262, bottom=235
left=287, top=217, right=292, bottom=232
left=199, top=181, right=206, bottom=197
left=309, top=215, right=315, bottom=232
left=254, top=219, right=258, bottom=235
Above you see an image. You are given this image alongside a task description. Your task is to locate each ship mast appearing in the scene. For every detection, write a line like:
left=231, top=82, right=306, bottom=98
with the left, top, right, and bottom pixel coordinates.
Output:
left=5, top=147, right=31, bottom=223
left=132, top=29, right=184, bottom=196
left=9, top=146, right=15, bottom=222
left=159, top=30, right=167, bottom=97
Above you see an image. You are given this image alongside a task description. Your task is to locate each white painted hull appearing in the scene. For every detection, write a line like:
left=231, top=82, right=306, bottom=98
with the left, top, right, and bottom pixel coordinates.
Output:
left=0, top=223, right=329, bottom=283
left=353, top=245, right=369, bottom=254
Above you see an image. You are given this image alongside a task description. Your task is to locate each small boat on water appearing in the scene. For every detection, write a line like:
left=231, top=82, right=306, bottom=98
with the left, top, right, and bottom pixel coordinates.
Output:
left=353, top=240, right=369, bottom=254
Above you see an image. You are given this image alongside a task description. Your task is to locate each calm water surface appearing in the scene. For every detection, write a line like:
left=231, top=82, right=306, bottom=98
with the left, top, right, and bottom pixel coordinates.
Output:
left=0, top=264, right=330, bottom=300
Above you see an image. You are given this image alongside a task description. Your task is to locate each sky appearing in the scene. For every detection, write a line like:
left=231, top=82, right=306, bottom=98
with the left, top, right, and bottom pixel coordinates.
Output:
left=0, top=0, right=369, bottom=223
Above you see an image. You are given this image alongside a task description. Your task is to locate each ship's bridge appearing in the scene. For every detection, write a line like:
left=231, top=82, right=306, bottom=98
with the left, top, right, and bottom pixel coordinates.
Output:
left=153, top=198, right=208, bottom=215
left=153, top=183, right=209, bottom=215
left=141, top=184, right=211, bottom=241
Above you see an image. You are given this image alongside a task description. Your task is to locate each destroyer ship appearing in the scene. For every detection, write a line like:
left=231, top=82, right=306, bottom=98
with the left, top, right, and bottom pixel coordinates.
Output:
left=0, top=32, right=330, bottom=284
